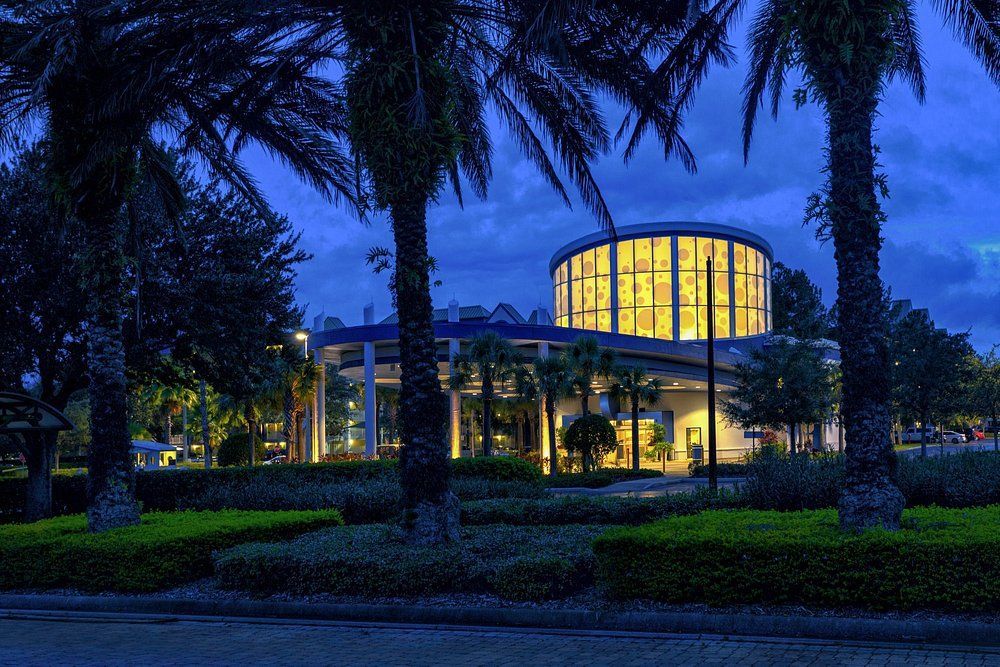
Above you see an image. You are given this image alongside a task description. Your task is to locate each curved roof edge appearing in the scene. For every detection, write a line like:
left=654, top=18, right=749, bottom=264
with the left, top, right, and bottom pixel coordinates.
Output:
left=548, top=221, right=775, bottom=276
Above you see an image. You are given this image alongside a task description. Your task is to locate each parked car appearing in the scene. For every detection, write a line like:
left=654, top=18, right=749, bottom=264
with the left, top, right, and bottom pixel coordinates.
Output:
left=901, top=427, right=936, bottom=444
left=966, top=428, right=986, bottom=441
left=936, top=431, right=967, bottom=444
left=263, top=455, right=287, bottom=465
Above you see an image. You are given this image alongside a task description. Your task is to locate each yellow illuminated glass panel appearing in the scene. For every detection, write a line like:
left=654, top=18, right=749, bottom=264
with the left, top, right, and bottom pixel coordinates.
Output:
left=655, top=306, right=673, bottom=340
left=714, top=239, right=729, bottom=271
left=678, top=236, right=696, bottom=271
left=735, top=307, right=748, bottom=336
left=617, top=240, right=633, bottom=273
left=653, top=272, right=672, bottom=307
left=618, top=309, right=634, bottom=335
left=571, top=252, right=582, bottom=280
left=583, top=277, right=596, bottom=311
left=618, top=274, right=634, bottom=308
left=678, top=271, right=696, bottom=306
left=571, top=279, right=582, bottom=313
left=714, top=272, right=730, bottom=306
left=634, top=238, right=652, bottom=273
left=572, top=312, right=583, bottom=329
left=597, top=310, right=612, bottom=332
left=634, top=272, right=652, bottom=308
left=652, top=236, right=671, bottom=271
left=596, top=276, right=611, bottom=310
left=679, top=306, right=698, bottom=340
left=715, top=306, right=730, bottom=339
left=699, top=238, right=714, bottom=269
left=734, top=244, right=746, bottom=273
left=747, top=274, right=758, bottom=314
left=734, top=272, right=747, bottom=308
left=697, top=305, right=708, bottom=338
left=582, top=248, right=596, bottom=278
left=583, top=311, right=596, bottom=330
left=746, top=246, right=758, bottom=278
left=636, top=307, right=654, bottom=337
left=596, top=245, right=611, bottom=275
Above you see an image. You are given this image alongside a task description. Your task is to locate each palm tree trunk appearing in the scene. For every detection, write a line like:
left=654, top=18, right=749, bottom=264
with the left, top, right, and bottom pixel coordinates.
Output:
left=245, top=405, right=257, bottom=466
left=546, top=397, right=559, bottom=477
left=788, top=423, right=797, bottom=458
left=20, top=432, right=54, bottom=523
left=80, top=175, right=140, bottom=533
left=390, top=194, right=458, bottom=544
left=581, top=386, right=590, bottom=417
left=482, top=396, right=493, bottom=457
left=631, top=399, right=641, bottom=471
left=826, top=85, right=905, bottom=530
left=283, top=390, right=295, bottom=458
left=181, top=404, right=189, bottom=462
left=920, top=410, right=929, bottom=458
left=200, top=379, right=211, bottom=470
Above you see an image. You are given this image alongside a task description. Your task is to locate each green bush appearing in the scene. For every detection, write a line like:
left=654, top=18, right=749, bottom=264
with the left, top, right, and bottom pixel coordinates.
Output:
left=0, top=509, right=343, bottom=593
left=688, top=461, right=748, bottom=477
left=563, top=415, right=618, bottom=472
left=739, top=449, right=843, bottom=510
left=217, top=432, right=266, bottom=467
left=462, top=490, right=741, bottom=526
left=450, top=456, right=542, bottom=483
left=545, top=468, right=663, bottom=489
left=215, top=524, right=601, bottom=601
left=594, top=507, right=1000, bottom=611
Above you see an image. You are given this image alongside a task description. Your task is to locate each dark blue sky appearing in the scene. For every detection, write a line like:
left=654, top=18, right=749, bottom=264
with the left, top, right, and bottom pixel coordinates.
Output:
left=246, top=7, right=1000, bottom=350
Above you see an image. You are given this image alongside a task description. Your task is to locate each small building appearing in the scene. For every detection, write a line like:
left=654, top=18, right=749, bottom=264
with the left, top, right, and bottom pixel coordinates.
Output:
left=131, top=440, right=177, bottom=470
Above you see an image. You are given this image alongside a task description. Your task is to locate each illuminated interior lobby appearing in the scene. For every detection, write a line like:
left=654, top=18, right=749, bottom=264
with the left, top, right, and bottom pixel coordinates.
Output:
left=304, top=221, right=838, bottom=467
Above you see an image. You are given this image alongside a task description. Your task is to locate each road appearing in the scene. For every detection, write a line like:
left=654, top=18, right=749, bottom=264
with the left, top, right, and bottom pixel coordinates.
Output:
left=1, top=611, right=998, bottom=666
left=897, top=441, right=1000, bottom=457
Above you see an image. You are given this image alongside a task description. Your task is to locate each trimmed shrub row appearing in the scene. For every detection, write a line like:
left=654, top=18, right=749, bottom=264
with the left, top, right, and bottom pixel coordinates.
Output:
left=688, top=462, right=748, bottom=478
left=594, top=507, right=1000, bottom=611
left=0, top=509, right=344, bottom=593
left=215, top=523, right=602, bottom=601
left=544, top=468, right=664, bottom=489
left=0, top=456, right=542, bottom=521
left=462, top=490, right=741, bottom=526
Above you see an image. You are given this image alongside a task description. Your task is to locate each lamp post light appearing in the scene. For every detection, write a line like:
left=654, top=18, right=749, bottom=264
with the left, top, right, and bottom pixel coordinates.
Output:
left=706, top=256, right=718, bottom=492
left=295, top=330, right=308, bottom=357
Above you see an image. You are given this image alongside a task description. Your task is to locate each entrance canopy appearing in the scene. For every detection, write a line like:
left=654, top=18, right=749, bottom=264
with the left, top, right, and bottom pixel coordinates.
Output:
left=0, top=392, right=75, bottom=434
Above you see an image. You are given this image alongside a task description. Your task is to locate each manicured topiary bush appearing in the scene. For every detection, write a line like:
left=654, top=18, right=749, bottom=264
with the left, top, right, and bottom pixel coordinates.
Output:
left=563, top=415, right=618, bottom=472
left=217, top=432, right=266, bottom=467
left=214, top=523, right=601, bottom=601
left=0, top=509, right=343, bottom=593
left=594, top=507, right=1000, bottom=611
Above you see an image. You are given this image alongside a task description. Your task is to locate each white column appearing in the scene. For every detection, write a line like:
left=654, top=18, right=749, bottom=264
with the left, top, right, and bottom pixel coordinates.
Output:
left=538, top=341, right=551, bottom=473
left=448, top=298, right=461, bottom=459
left=364, top=302, right=377, bottom=458
left=314, top=349, right=326, bottom=460
left=304, top=404, right=313, bottom=462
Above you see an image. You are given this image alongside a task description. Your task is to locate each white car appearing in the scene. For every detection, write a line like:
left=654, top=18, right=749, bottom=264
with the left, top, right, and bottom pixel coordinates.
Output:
left=901, top=427, right=936, bottom=444
left=938, top=431, right=967, bottom=444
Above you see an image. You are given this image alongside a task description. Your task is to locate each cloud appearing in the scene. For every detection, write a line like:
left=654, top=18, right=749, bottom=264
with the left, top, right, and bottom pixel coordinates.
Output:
left=243, top=7, right=1000, bottom=351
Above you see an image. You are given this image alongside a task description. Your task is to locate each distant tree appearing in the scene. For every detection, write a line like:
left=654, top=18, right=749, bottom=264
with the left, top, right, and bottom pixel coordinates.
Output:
left=325, top=368, right=360, bottom=452
left=450, top=332, right=523, bottom=457
left=770, top=262, right=830, bottom=340
left=563, top=336, right=617, bottom=417
left=517, top=357, right=575, bottom=477
left=721, top=339, right=836, bottom=456
left=891, top=311, right=976, bottom=456
left=563, top=415, right=618, bottom=473
left=610, top=365, right=664, bottom=471
left=971, top=348, right=1000, bottom=452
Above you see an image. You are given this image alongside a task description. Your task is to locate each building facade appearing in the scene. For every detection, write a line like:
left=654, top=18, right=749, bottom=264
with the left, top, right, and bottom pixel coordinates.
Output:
left=305, top=221, right=838, bottom=468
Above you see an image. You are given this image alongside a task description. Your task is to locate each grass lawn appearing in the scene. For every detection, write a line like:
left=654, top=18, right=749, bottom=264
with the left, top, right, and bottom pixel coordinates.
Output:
left=595, top=507, right=1000, bottom=611
left=0, top=509, right=343, bottom=593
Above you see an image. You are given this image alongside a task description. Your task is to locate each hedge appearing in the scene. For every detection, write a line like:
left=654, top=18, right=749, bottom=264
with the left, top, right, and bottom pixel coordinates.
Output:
left=462, top=490, right=741, bottom=526
left=688, top=462, right=748, bottom=478
left=0, top=457, right=542, bottom=521
left=0, top=509, right=344, bottom=593
left=594, top=507, right=1000, bottom=611
left=544, top=468, right=663, bottom=489
left=215, top=523, right=602, bottom=601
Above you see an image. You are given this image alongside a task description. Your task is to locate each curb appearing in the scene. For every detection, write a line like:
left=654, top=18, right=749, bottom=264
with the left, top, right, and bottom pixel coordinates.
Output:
left=1, top=594, right=998, bottom=647
left=546, top=477, right=745, bottom=496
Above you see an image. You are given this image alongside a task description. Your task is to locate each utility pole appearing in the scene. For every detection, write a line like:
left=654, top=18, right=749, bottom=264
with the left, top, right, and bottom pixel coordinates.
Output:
left=707, top=256, right=718, bottom=492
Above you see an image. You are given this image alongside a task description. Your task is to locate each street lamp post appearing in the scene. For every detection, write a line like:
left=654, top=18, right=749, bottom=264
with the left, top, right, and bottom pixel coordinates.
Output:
left=706, top=257, right=718, bottom=492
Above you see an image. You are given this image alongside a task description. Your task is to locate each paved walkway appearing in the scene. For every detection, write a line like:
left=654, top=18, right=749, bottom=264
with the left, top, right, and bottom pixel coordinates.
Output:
left=2, top=612, right=998, bottom=666
left=548, top=475, right=743, bottom=496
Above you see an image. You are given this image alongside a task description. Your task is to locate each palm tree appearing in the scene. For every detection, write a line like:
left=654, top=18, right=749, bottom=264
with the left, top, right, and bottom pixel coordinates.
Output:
left=518, top=357, right=575, bottom=477
left=145, top=383, right=197, bottom=452
left=610, top=365, right=664, bottom=471
left=563, top=335, right=617, bottom=417
left=275, top=356, right=320, bottom=462
left=0, top=2, right=356, bottom=531
left=271, top=1, right=713, bottom=543
left=658, top=0, right=1000, bottom=529
left=450, top=332, right=523, bottom=457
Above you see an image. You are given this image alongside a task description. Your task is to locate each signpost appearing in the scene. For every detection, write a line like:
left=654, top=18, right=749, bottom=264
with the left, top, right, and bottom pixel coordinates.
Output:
left=706, top=257, right=718, bottom=492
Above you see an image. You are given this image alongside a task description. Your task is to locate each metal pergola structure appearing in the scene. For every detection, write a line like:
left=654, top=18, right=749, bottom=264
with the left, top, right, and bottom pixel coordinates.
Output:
left=0, top=392, right=74, bottom=435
